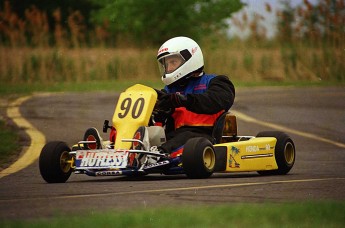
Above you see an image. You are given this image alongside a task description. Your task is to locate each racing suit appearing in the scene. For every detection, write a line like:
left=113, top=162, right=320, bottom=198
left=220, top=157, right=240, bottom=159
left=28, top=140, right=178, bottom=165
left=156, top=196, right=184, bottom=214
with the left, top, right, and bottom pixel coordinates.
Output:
left=156, top=74, right=235, bottom=157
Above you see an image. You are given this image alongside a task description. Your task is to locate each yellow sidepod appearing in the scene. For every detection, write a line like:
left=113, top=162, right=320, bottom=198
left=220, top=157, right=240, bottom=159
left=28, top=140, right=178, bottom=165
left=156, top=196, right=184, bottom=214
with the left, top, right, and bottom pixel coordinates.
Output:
left=215, top=137, right=278, bottom=172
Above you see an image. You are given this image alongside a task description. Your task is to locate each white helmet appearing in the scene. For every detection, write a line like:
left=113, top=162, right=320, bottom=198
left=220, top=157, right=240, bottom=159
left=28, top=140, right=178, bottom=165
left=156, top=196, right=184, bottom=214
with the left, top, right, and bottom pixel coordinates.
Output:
left=157, top=36, right=204, bottom=85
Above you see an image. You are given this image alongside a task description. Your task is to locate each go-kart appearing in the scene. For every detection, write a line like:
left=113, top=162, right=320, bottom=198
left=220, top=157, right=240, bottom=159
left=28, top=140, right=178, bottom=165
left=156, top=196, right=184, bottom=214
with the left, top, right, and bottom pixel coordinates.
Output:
left=39, top=84, right=296, bottom=183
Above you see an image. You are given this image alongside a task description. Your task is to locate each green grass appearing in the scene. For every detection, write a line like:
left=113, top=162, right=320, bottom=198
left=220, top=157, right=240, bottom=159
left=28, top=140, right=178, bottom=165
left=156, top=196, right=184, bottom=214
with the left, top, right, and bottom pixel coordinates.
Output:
left=1, top=79, right=344, bottom=96
left=1, top=201, right=344, bottom=227
left=0, top=119, right=20, bottom=166
left=232, top=80, right=344, bottom=87
left=0, top=80, right=164, bottom=96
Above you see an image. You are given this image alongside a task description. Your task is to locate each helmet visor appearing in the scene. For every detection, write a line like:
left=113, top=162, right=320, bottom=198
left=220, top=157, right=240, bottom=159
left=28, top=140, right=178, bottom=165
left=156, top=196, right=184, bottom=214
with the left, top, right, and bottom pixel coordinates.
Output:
left=158, top=53, right=186, bottom=76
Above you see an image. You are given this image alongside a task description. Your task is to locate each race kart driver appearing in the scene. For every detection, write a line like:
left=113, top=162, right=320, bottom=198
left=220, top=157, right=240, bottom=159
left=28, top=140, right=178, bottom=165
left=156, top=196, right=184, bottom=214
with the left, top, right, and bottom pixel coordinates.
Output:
left=154, top=36, right=235, bottom=157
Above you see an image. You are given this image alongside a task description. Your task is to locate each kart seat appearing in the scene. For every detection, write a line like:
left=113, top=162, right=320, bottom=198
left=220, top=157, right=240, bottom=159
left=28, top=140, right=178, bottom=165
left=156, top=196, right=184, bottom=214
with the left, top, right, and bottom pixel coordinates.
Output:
left=212, top=112, right=238, bottom=144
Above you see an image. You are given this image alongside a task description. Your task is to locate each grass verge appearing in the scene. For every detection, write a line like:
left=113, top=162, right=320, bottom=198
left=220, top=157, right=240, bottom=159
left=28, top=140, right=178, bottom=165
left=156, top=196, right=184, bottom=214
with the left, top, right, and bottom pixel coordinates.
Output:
left=0, top=119, right=20, bottom=168
left=0, top=80, right=164, bottom=96
left=0, top=79, right=343, bottom=96
left=1, top=201, right=344, bottom=227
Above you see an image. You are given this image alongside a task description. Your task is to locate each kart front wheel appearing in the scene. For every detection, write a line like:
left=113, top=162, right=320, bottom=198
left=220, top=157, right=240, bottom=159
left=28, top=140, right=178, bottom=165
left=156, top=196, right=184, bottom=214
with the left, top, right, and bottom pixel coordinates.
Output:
left=39, top=141, right=73, bottom=183
left=256, top=131, right=295, bottom=175
left=183, top=137, right=216, bottom=179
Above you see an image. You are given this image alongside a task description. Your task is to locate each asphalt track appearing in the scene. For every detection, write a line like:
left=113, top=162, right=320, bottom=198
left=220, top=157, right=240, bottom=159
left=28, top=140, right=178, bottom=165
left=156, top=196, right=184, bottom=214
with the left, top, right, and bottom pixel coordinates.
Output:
left=0, top=86, right=344, bottom=219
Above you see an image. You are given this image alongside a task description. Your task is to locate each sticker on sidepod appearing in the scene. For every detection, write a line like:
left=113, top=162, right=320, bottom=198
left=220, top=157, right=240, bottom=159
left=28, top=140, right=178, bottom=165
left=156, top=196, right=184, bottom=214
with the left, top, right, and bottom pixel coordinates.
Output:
left=229, top=146, right=240, bottom=168
left=246, top=145, right=259, bottom=152
left=144, top=160, right=170, bottom=170
left=246, top=144, right=272, bottom=152
left=76, top=149, right=128, bottom=169
left=95, top=170, right=123, bottom=176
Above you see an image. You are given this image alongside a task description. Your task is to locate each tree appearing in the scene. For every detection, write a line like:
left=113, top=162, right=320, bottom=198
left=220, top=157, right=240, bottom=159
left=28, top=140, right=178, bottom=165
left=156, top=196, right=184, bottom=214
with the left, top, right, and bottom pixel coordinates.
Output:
left=0, top=0, right=100, bottom=34
left=0, top=0, right=244, bottom=47
left=92, top=0, right=244, bottom=46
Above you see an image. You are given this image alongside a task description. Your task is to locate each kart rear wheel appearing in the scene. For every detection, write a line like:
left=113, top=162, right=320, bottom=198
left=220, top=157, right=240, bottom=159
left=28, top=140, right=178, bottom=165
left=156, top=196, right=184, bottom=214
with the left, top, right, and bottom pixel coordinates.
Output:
left=183, top=137, right=216, bottom=179
left=256, top=131, right=295, bottom=175
left=39, top=141, right=73, bottom=183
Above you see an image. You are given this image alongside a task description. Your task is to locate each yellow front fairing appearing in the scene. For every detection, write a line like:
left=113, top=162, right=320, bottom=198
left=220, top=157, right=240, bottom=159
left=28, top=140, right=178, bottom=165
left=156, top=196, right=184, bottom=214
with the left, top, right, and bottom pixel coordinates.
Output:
left=215, top=137, right=278, bottom=172
left=112, top=84, right=157, bottom=149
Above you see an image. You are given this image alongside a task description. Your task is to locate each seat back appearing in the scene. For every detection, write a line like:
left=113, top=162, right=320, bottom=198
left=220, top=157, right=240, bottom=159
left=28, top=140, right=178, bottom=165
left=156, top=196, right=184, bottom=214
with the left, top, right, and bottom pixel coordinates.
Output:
left=212, top=112, right=238, bottom=144
left=212, top=112, right=227, bottom=144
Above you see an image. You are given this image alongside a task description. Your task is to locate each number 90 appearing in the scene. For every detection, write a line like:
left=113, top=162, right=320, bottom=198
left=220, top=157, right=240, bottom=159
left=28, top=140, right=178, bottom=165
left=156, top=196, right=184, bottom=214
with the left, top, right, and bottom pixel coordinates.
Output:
left=118, top=98, right=145, bottom=119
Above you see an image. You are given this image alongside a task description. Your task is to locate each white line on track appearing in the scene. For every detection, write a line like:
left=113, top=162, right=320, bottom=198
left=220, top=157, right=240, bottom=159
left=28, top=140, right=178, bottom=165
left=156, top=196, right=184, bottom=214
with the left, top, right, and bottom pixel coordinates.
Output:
left=53, top=177, right=345, bottom=200
left=232, top=111, right=345, bottom=149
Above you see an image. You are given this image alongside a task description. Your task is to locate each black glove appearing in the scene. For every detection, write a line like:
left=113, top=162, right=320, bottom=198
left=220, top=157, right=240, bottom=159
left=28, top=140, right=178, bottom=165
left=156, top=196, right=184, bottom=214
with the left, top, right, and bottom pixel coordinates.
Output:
left=152, top=108, right=171, bottom=124
left=155, top=89, right=189, bottom=111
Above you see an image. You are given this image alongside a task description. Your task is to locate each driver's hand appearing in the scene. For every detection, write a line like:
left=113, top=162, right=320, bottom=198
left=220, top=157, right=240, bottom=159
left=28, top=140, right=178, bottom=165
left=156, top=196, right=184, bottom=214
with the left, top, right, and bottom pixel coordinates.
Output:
left=154, top=89, right=188, bottom=110
left=152, top=108, right=171, bottom=124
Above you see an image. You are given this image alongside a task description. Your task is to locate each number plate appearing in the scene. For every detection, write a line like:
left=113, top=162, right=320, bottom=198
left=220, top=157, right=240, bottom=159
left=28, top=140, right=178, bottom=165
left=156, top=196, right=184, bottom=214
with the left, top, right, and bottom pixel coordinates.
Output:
left=75, top=149, right=129, bottom=169
left=112, top=84, right=157, bottom=149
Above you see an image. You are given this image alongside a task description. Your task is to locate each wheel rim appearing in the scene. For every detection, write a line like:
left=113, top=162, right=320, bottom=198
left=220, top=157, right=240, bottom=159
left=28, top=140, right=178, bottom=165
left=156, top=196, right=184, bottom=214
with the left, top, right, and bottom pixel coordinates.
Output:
left=284, top=142, right=295, bottom=165
left=203, top=146, right=215, bottom=171
left=60, top=151, right=71, bottom=173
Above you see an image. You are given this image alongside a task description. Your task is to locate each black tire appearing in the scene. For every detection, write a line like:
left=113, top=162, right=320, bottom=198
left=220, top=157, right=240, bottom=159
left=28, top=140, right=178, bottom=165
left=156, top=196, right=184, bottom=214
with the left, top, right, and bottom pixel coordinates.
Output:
left=183, top=137, right=216, bottom=179
left=39, top=141, right=73, bottom=183
left=256, top=131, right=295, bottom=175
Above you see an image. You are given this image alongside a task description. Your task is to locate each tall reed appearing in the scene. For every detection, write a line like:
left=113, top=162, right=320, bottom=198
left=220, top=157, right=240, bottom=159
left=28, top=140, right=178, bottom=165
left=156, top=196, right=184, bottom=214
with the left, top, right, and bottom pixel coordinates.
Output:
left=276, top=0, right=344, bottom=81
left=0, top=0, right=344, bottom=84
